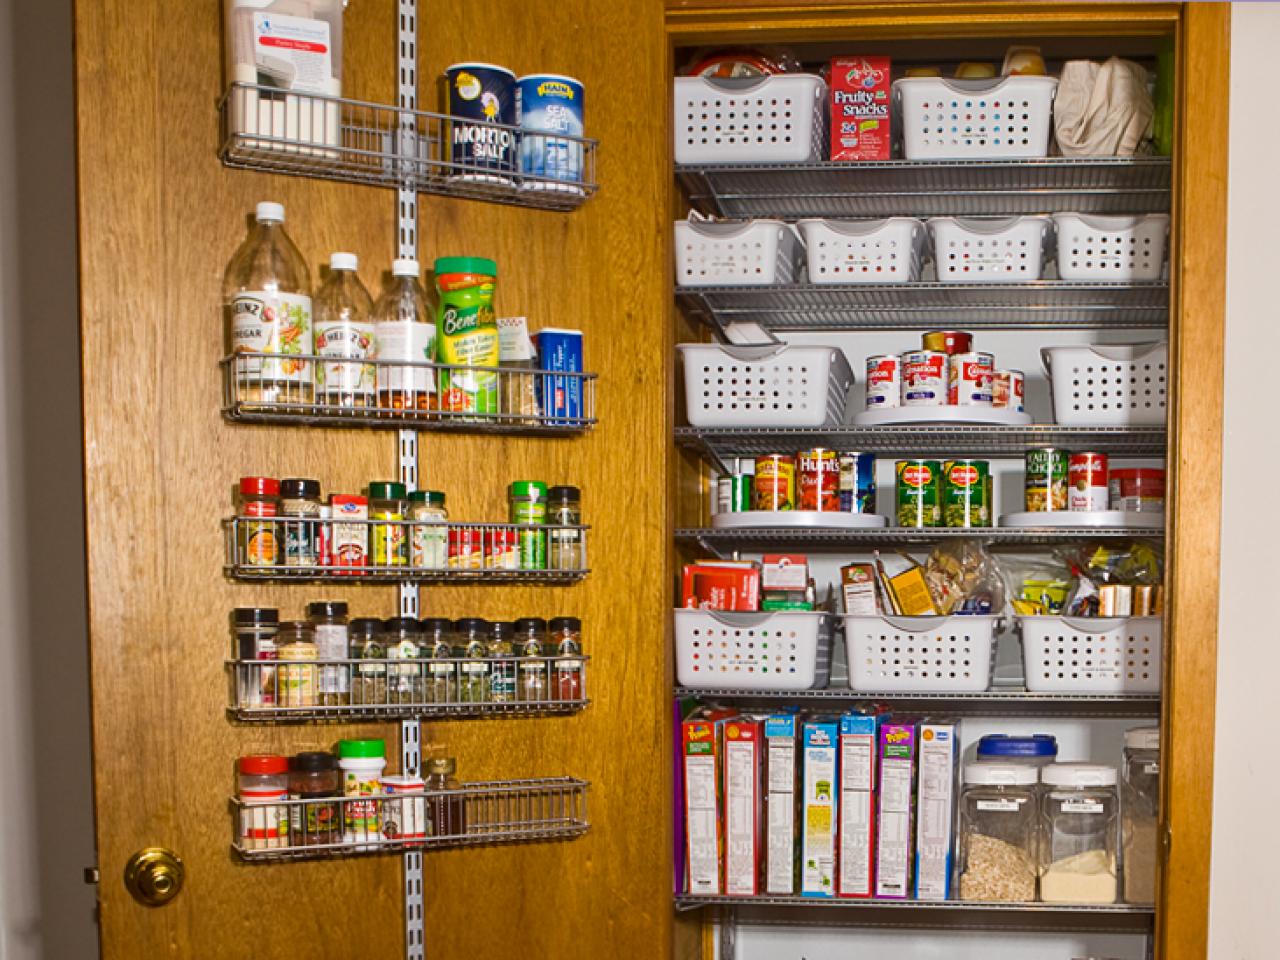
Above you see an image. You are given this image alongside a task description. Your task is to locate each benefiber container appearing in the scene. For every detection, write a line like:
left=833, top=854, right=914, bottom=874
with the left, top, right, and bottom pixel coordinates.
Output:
left=516, top=74, right=585, bottom=193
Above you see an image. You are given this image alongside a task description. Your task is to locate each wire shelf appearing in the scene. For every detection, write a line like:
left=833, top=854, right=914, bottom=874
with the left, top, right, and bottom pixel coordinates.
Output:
left=677, top=157, right=1172, bottom=219
left=677, top=281, right=1169, bottom=333
left=231, top=655, right=588, bottom=722
left=219, top=84, right=597, bottom=212
left=233, top=777, right=589, bottom=862
left=225, top=518, right=590, bottom=583
left=678, top=525, right=1163, bottom=554
left=222, top=353, right=596, bottom=433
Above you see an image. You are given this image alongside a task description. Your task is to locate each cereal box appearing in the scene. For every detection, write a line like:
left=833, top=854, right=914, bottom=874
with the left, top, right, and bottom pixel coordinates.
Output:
left=838, top=713, right=878, bottom=898
left=914, top=722, right=959, bottom=900
left=723, top=717, right=762, bottom=896
left=875, top=721, right=917, bottom=899
left=830, top=57, right=892, bottom=161
left=801, top=718, right=840, bottom=897
left=681, top=708, right=734, bottom=895
left=763, top=713, right=799, bottom=895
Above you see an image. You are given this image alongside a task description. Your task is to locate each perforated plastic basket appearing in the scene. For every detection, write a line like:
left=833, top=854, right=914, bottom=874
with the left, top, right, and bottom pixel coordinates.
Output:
left=929, top=216, right=1052, bottom=283
left=1043, top=342, right=1168, bottom=426
left=894, top=76, right=1058, bottom=160
left=674, top=219, right=803, bottom=287
left=675, top=609, right=833, bottom=690
left=1052, top=213, right=1170, bottom=282
left=843, top=615, right=999, bottom=693
left=797, top=218, right=926, bottom=284
left=674, top=74, right=827, bottom=164
left=1018, top=616, right=1162, bottom=693
left=678, top=342, right=855, bottom=428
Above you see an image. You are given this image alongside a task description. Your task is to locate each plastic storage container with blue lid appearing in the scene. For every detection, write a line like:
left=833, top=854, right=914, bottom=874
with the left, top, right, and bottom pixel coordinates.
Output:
left=976, top=734, right=1058, bottom=766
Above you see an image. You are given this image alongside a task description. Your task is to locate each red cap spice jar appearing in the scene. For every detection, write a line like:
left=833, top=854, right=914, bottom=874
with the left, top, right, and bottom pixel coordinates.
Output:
left=239, top=476, right=280, bottom=567
left=238, top=754, right=289, bottom=850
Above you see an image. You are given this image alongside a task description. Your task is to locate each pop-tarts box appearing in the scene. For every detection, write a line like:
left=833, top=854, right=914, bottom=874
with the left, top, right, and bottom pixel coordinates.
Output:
left=914, top=722, right=959, bottom=900
left=801, top=717, right=840, bottom=897
left=535, top=327, right=583, bottom=422
left=681, top=707, right=736, bottom=895
left=763, top=712, right=799, bottom=895
left=838, top=713, right=878, bottom=898
left=875, top=720, right=917, bottom=899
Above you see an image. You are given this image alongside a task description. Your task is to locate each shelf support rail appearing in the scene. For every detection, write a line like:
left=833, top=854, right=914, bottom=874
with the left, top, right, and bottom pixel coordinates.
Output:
left=718, top=906, right=738, bottom=960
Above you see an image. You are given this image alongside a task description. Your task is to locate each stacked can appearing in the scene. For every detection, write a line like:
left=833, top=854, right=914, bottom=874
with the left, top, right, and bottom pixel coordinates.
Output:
left=715, top=462, right=754, bottom=514
left=896, top=459, right=942, bottom=527
left=754, top=455, right=796, bottom=511
left=797, top=449, right=840, bottom=512
left=942, top=459, right=992, bottom=527
left=1025, top=449, right=1069, bottom=512
left=993, top=369, right=1026, bottom=413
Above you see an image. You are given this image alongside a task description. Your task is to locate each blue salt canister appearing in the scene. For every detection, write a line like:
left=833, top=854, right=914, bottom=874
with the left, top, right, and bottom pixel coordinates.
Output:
left=516, top=73, right=585, bottom=192
left=445, top=62, right=517, bottom=183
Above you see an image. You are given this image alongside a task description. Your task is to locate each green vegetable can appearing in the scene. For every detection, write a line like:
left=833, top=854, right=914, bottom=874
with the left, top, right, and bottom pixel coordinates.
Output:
left=943, top=459, right=992, bottom=528
left=896, top=459, right=942, bottom=528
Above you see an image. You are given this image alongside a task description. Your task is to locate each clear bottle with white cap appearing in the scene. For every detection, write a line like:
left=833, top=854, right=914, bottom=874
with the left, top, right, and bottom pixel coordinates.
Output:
left=373, top=258, right=438, bottom=412
left=223, top=201, right=313, bottom=405
left=314, top=252, right=375, bottom=408
left=1039, top=762, right=1119, bottom=904
left=1121, top=726, right=1160, bottom=904
left=957, top=762, right=1040, bottom=902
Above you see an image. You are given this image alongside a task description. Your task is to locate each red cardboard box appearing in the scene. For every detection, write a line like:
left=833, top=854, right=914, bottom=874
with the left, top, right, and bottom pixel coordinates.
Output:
left=830, top=57, right=892, bottom=161
left=681, top=561, right=760, bottom=611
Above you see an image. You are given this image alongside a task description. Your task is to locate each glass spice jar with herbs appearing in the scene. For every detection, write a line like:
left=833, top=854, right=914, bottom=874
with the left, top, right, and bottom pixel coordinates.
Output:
left=547, top=485, right=583, bottom=571
left=383, top=617, right=424, bottom=705
left=275, top=620, right=318, bottom=708
left=420, top=618, right=456, bottom=705
left=348, top=617, right=386, bottom=706
left=515, top=617, right=548, bottom=703
left=280, top=477, right=322, bottom=567
left=308, top=600, right=350, bottom=706
left=454, top=618, right=491, bottom=703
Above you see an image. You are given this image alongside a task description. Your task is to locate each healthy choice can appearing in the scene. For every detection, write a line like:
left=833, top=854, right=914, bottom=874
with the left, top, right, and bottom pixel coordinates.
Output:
left=1025, top=448, right=1069, bottom=512
left=839, top=452, right=876, bottom=514
left=901, top=350, right=947, bottom=406
left=896, top=459, right=942, bottom=528
left=943, top=459, right=992, bottom=528
left=865, top=355, right=901, bottom=409
left=798, top=448, right=840, bottom=512
left=754, top=454, right=796, bottom=511
left=948, top=351, right=995, bottom=406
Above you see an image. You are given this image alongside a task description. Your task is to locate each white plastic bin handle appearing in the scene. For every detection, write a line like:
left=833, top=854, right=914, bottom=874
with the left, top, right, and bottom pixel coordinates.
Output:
left=1041, top=341, right=1168, bottom=376
left=693, top=609, right=824, bottom=628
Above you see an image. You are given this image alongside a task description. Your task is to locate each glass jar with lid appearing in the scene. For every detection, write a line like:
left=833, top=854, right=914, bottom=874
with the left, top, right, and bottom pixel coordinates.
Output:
left=369, top=482, right=408, bottom=568
left=454, top=618, right=491, bottom=703
left=549, top=616, right=583, bottom=702
left=233, top=607, right=278, bottom=710
left=348, top=617, right=386, bottom=706
left=976, top=734, right=1058, bottom=769
left=1039, top=762, right=1119, bottom=904
left=515, top=617, right=548, bottom=703
left=958, top=762, right=1040, bottom=902
left=288, top=751, right=340, bottom=846
left=420, top=618, right=456, bottom=704
left=275, top=620, right=318, bottom=708
left=1121, top=726, right=1160, bottom=904
left=488, top=621, right=517, bottom=703
left=308, top=600, right=350, bottom=707
left=408, top=490, right=448, bottom=569
left=383, top=617, right=424, bottom=705
left=547, top=485, right=583, bottom=571
left=280, top=477, right=322, bottom=567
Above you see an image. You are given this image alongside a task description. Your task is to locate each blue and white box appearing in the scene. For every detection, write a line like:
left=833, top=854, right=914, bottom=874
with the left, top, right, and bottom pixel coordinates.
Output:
left=536, top=327, right=584, bottom=423
left=914, top=721, right=958, bottom=900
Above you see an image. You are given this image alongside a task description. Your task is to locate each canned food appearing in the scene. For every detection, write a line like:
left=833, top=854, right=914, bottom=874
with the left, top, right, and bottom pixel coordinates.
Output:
left=948, top=351, right=995, bottom=406
left=943, top=459, right=992, bottom=527
left=754, top=455, right=795, bottom=511
left=716, top=474, right=753, bottom=514
left=896, top=459, right=942, bottom=528
left=901, top=350, right=947, bottom=406
left=922, top=330, right=973, bottom=355
left=865, top=355, right=901, bottom=409
left=1110, top=468, right=1165, bottom=513
left=1068, top=453, right=1110, bottom=512
left=798, top=448, right=840, bottom=512
left=992, top=369, right=1025, bottom=412
left=838, top=452, right=876, bottom=514
left=1025, top=448, right=1069, bottom=512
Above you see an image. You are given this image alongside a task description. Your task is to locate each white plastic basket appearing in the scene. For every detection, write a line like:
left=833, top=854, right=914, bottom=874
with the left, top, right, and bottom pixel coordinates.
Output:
left=1018, top=616, right=1162, bottom=693
left=674, top=219, right=803, bottom=287
left=843, top=615, right=1000, bottom=693
left=894, top=76, right=1058, bottom=160
left=796, top=218, right=926, bottom=284
left=678, top=342, right=855, bottom=428
left=675, top=609, right=833, bottom=690
left=1042, top=342, right=1168, bottom=426
left=674, top=74, right=827, bottom=164
left=929, top=216, right=1052, bottom=283
left=1052, top=213, right=1170, bottom=282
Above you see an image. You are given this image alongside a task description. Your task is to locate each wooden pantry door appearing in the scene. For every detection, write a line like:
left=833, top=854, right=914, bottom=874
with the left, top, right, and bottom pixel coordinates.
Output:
left=74, top=0, right=687, bottom=957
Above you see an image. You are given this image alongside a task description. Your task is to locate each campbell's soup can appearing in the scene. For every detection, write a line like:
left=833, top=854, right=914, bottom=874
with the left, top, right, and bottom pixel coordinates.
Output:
left=754, top=454, right=795, bottom=511
left=949, top=351, right=995, bottom=406
left=922, top=330, right=973, bottom=355
left=901, top=349, right=947, bottom=406
left=896, top=459, right=942, bottom=528
left=865, top=355, right=901, bottom=409
left=992, top=369, right=1026, bottom=412
left=1069, top=453, right=1110, bottom=512
left=798, top=448, right=840, bottom=512
left=838, top=452, right=876, bottom=514
left=1025, top=448, right=1069, bottom=512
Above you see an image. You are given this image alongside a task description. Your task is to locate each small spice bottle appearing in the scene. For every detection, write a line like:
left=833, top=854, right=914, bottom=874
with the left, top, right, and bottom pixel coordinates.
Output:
left=425, top=756, right=466, bottom=837
left=549, top=616, right=583, bottom=702
left=233, top=607, right=278, bottom=709
left=349, top=617, right=386, bottom=706
left=547, top=485, right=584, bottom=571
left=308, top=601, right=350, bottom=706
left=383, top=616, right=424, bottom=705
left=381, top=773, right=428, bottom=843
left=420, top=617, right=456, bottom=704
left=239, top=476, right=280, bottom=567
left=368, top=482, right=408, bottom=568
left=515, top=617, right=548, bottom=703
left=275, top=620, right=318, bottom=708
left=338, top=738, right=386, bottom=848
left=289, top=751, right=341, bottom=846
left=280, top=478, right=322, bottom=567
left=488, top=621, right=517, bottom=704
left=509, top=481, right=548, bottom=570
left=454, top=617, right=491, bottom=703
left=408, top=490, right=448, bottom=570
left=238, top=754, right=290, bottom=850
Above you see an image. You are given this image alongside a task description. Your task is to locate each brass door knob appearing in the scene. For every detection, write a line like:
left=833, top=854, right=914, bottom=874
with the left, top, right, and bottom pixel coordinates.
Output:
left=124, top=847, right=184, bottom=906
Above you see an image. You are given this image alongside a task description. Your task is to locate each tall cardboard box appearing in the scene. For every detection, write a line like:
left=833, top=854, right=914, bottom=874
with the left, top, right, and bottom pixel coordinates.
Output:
left=681, top=708, right=734, bottom=895
left=875, top=721, right=917, bottom=899
left=801, top=718, right=840, bottom=897
left=763, top=713, right=799, bottom=895
left=914, top=722, right=959, bottom=900
left=838, top=713, right=878, bottom=898
left=723, top=717, right=762, bottom=896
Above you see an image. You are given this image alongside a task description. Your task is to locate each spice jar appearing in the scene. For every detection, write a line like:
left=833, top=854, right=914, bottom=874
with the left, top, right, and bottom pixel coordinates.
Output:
left=369, top=482, right=408, bottom=568
left=308, top=600, right=350, bottom=706
left=1121, top=727, right=1160, bottom=904
left=408, top=490, right=448, bottom=569
left=381, top=773, right=427, bottom=844
left=348, top=617, right=386, bottom=706
left=515, top=617, right=548, bottom=703
left=289, top=751, right=340, bottom=846
left=454, top=617, right=491, bottom=703
left=420, top=618, right=456, bottom=704
left=958, top=762, right=1040, bottom=902
left=275, top=620, right=318, bottom=708
left=549, top=616, right=583, bottom=702
left=547, top=485, right=584, bottom=571
left=488, top=621, right=517, bottom=703
left=498, top=316, right=539, bottom=424
left=239, top=476, right=280, bottom=567
left=383, top=616, right=424, bottom=705
left=280, top=477, right=322, bottom=567
left=238, top=754, right=289, bottom=850
left=233, top=607, right=278, bottom=709
left=338, top=738, right=386, bottom=848
left=509, top=481, right=548, bottom=570
left=1039, top=763, right=1119, bottom=904
left=425, top=756, right=466, bottom=837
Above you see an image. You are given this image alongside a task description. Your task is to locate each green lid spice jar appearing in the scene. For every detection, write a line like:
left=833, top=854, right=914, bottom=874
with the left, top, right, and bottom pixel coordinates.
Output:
left=509, top=480, right=548, bottom=570
left=369, top=481, right=408, bottom=568
left=338, top=738, right=386, bottom=849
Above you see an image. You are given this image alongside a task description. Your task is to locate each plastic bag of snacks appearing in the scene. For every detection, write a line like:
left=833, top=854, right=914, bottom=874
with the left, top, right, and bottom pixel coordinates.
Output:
left=999, top=554, right=1074, bottom=616
left=1055, top=541, right=1163, bottom=617
left=923, top=539, right=1005, bottom=615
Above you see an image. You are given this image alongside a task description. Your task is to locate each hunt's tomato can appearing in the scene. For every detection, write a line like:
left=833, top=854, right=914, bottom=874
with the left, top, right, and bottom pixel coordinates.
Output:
left=896, top=459, right=942, bottom=527
left=992, top=369, right=1025, bottom=412
left=865, top=355, right=901, bottom=409
left=798, top=448, right=840, bottom=512
left=754, top=454, right=796, bottom=511
left=1068, top=453, right=1110, bottom=512
left=838, top=452, right=876, bottom=514
left=948, top=351, right=995, bottom=406
left=922, top=330, right=973, bottom=355
left=901, top=350, right=947, bottom=406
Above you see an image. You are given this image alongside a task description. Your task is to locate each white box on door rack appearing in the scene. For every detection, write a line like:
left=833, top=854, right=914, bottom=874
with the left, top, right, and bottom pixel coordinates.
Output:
left=893, top=75, right=1059, bottom=160
left=1052, top=213, right=1170, bottom=282
left=928, top=215, right=1053, bottom=283
left=678, top=343, right=854, bottom=428
left=797, top=217, right=927, bottom=284
left=674, top=219, right=803, bottom=286
left=843, top=615, right=1000, bottom=693
left=673, top=74, right=828, bottom=164
left=1043, top=341, right=1168, bottom=426
left=674, top=609, right=833, bottom=691
left=1018, top=615, right=1163, bottom=693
